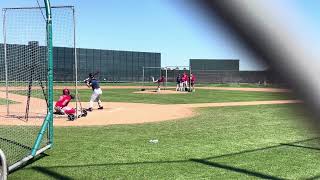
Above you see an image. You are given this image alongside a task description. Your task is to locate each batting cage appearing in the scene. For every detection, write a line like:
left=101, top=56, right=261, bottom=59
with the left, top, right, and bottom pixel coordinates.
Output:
left=0, top=3, right=75, bottom=172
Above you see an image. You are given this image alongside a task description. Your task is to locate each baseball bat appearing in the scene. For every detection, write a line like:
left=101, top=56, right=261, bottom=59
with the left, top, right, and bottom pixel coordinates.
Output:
left=93, top=71, right=100, bottom=77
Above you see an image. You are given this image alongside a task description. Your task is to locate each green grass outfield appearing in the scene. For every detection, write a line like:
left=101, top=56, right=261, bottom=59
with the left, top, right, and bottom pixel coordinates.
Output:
left=8, top=104, right=320, bottom=179
left=12, top=89, right=295, bottom=104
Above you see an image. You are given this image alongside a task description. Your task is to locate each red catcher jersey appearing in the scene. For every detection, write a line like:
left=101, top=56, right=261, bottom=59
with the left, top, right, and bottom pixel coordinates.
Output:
left=55, top=95, right=71, bottom=108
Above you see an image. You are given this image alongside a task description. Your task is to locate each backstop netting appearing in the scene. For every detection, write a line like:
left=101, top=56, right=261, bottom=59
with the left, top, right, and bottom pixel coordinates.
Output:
left=0, top=6, right=74, bottom=172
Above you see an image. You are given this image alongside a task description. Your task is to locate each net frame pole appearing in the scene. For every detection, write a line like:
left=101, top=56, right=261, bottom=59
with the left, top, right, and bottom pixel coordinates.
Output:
left=142, top=66, right=145, bottom=89
left=31, top=0, right=53, bottom=156
left=45, top=0, right=54, bottom=147
left=165, top=68, right=168, bottom=90
left=0, top=149, right=8, bottom=180
left=4, top=6, right=74, bottom=10
left=73, top=7, right=79, bottom=119
left=189, top=65, right=192, bottom=90
left=9, top=144, right=51, bottom=172
left=159, top=67, right=162, bottom=89
left=3, top=9, right=9, bottom=116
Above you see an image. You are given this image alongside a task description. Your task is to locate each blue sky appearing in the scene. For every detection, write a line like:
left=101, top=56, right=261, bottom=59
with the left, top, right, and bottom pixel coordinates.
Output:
left=0, top=0, right=319, bottom=70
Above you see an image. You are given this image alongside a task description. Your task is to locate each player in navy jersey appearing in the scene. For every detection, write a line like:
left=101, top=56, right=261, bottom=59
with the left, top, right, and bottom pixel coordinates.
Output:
left=84, top=73, right=103, bottom=111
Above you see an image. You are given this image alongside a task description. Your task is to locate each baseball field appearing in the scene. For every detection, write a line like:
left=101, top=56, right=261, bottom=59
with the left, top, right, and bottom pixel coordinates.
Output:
left=3, top=84, right=320, bottom=179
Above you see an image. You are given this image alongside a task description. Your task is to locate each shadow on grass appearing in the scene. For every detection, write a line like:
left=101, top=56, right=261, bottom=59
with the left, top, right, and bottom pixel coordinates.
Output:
left=198, top=137, right=320, bottom=161
left=190, top=158, right=285, bottom=180
left=10, top=154, right=74, bottom=180
left=31, top=166, right=73, bottom=180
left=10, top=153, right=49, bottom=174
left=280, top=143, right=320, bottom=151
left=21, top=137, right=320, bottom=179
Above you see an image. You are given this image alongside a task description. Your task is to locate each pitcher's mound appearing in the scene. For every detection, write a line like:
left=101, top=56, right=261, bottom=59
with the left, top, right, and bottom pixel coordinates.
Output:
left=134, top=89, right=189, bottom=94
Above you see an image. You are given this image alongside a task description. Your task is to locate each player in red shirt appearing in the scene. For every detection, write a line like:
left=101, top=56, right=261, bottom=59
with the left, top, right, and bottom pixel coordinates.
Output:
left=152, top=75, right=165, bottom=91
left=54, top=88, right=76, bottom=115
left=190, top=73, right=196, bottom=92
left=182, top=72, right=189, bottom=91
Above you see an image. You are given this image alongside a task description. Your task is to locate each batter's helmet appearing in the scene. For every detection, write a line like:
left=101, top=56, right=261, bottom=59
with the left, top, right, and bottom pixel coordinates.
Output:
left=63, top=88, right=70, bottom=95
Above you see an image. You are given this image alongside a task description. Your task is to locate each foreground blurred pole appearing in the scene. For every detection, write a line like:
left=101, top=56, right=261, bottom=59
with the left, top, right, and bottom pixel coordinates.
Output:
left=191, top=0, right=320, bottom=128
left=0, top=149, right=7, bottom=180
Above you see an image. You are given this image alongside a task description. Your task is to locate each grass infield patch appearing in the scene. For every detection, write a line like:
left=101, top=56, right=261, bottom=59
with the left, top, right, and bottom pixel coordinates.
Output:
left=62, top=88, right=295, bottom=104
left=11, top=88, right=296, bottom=104
left=0, top=98, right=17, bottom=105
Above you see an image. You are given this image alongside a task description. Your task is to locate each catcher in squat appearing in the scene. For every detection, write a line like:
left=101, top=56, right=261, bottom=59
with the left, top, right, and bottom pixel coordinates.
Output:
left=84, top=73, right=103, bottom=111
left=54, top=88, right=76, bottom=115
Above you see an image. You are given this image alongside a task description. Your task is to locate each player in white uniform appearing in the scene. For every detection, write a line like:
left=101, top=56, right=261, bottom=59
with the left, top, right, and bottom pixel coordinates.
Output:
left=84, top=73, right=103, bottom=111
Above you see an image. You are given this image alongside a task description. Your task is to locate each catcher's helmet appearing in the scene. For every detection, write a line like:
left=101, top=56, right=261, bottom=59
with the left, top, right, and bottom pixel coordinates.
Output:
left=63, top=88, right=70, bottom=95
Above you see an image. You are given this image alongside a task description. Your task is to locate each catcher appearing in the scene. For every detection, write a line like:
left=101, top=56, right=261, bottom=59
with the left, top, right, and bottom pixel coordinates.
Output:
left=84, top=73, right=103, bottom=111
left=54, top=88, right=76, bottom=115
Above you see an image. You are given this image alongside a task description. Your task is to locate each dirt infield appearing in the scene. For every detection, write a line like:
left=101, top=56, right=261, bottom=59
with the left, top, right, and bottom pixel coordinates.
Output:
left=0, top=100, right=302, bottom=126
left=0, top=91, right=47, bottom=124
left=0, top=86, right=298, bottom=126
left=0, top=90, right=301, bottom=126
left=50, top=100, right=301, bottom=126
